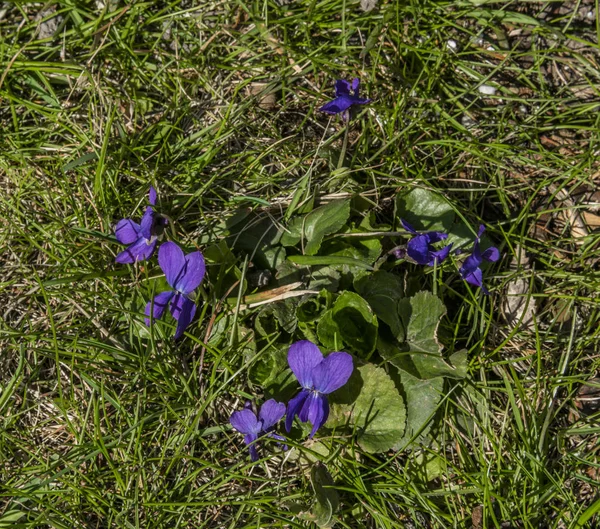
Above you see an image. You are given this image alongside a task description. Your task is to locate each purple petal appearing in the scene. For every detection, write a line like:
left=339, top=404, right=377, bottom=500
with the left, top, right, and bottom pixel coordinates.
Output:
left=116, top=237, right=158, bottom=264
left=298, top=392, right=314, bottom=423
left=259, top=399, right=286, bottom=431
left=285, top=389, right=309, bottom=432
left=464, top=268, right=484, bottom=288
left=174, top=251, right=206, bottom=295
left=139, top=206, right=155, bottom=241
left=334, top=79, right=351, bottom=97
left=144, top=290, right=174, bottom=326
left=425, top=231, right=448, bottom=244
left=149, top=186, right=157, bottom=206
left=477, top=225, right=486, bottom=238
left=230, top=408, right=261, bottom=435
left=400, top=219, right=417, bottom=234
left=244, top=434, right=259, bottom=462
left=352, top=97, right=371, bottom=106
left=304, top=393, right=329, bottom=438
left=428, top=244, right=452, bottom=265
left=170, top=294, right=197, bottom=339
left=319, top=96, right=354, bottom=115
left=268, top=432, right=286, bottom=444
left=459, top=252, right=482, bottom=278
left=351, top=78, right=360, bottom=94
left=158, top=242, right=186, bottom=289
left=312, top=352, right=353, bottom=394
left=407, top=235, right=431, bottom=265
left=482, top=246, right=500, bottom=262
left=288, top=340, right=324, bottom=389
left=115, top=219, right=141, bottom=245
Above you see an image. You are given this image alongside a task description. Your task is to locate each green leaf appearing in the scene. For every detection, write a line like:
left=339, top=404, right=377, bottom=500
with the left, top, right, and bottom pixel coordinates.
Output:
left=382, top=291, right=465, bottom=379
left=394, top=370, right=444, bottom=450
left=307, top=266, right=341, bottom=292
left=204, top=240, right=246, bottom=299
left=297, top=291, right=335, bottom=342
left=309, top=464, right=339, bottom=528
left=355, top=271, right=404, bottom=337
left=409, top=450, right=446, bottom=482
left=256, top=298, right=299, bottom=335
left=249, top=344, right=288, bottom=388
left=329, top=364, right=406, bottom=453
left=287, top=255, right=373, bottom=270
left=281, top=199, right=351, bottom=255
left=398, top=291, right=446, bottom=353
left=395, top=188, right=455, bottom=232
left=297, top=290, right=334, bottom=323
left=231, top=217, right=283, bottom=269
left=317, top=292, right=378, bottom=357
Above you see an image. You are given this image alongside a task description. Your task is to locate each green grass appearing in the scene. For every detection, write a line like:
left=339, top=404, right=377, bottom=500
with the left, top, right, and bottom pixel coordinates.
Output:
left=1, top=0, right=600, bottom=527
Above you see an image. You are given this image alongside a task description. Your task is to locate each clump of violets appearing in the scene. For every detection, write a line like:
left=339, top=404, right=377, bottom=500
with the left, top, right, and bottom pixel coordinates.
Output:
left=114, top=186, right=167, bottom=264
left=285, top=340, right=353, bottom=438
left=230, top=400, right=286, bottom=462
left=459, top=225, right=500, bottom=295
left=319, top=78, right=371, bottom=120
left=145, top=241, right=205, bottom=339
left=400, top=219, right=453, bottom=266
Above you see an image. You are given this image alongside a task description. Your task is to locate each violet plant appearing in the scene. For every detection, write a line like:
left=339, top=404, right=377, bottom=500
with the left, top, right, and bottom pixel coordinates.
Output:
left=285, top=340, right=353, bottom=438
left=107, top=83, right=504, bottom=471
left=459, top=225, right=500, bottom=295
left=400, top=219, right=453, bottom=266
left=145, top=241, right=205, bottom=339
left=319, top=78, right=371, bottom=121
left=230, top=400, right=286, bottom=462
left=114, top=186, right=166, bottom=264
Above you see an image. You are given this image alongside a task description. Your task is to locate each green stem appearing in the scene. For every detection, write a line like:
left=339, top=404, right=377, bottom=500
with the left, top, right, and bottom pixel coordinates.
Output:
left=337, top=122, right=350, bottom=170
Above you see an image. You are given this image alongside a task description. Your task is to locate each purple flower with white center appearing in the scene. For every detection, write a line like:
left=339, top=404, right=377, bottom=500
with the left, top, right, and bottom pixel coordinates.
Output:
left=114, top=186, right=166, bottom=264
left=145, top=241, right=205, bottom=339
left=285, top=340, right=353, bottom=438
left=401, top=219, right=453, bottom=266
left=459, top=225, right=500, bottom=295
left=230, top=399, right=286, bottom=462
left=319, top=78, right=371, bottom=120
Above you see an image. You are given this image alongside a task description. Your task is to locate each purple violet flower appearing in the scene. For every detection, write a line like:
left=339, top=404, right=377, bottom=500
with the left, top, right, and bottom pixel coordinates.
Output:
left=319, top=78, right=371, bottom=120
left=145, top=242, right=205, bottom=339
left=285, top=340, right=353, bottom=438
left=230, top=400, right=286, bottom=462
left=459, top=225, right=500, bottom=295
left=401, top=219, right=453, bottom=266
left=114, top=186, right=166, bottom=264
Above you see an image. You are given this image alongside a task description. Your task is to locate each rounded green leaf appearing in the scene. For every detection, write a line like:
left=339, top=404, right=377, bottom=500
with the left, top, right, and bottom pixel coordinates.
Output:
left=395, top=188, right=455, bottom=232
left=393, top=369, right=444, bottom=450
left=282, top=199, right=351, bottom=255
left=329, top=364, right=406, bottom=453
left=317, top=292, right=378, bottom=357
left=355, top=271, right=404, bottom=337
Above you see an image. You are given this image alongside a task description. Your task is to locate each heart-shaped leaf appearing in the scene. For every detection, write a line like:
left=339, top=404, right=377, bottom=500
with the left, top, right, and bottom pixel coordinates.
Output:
left=317, top=292, right=378, bottom=357
left=396, top=188, right=455, bottom=232
left=328, top=363, right=406, bottom=453
left=382, top=291, right=465, bottom=379
left=281, top=199, right=351, bottom=255
left=355, top=271, right=404, bottom=337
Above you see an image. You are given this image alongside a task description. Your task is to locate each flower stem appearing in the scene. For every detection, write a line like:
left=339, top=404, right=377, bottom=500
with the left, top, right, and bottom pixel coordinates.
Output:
left=336, top=122, right=350, bottom=171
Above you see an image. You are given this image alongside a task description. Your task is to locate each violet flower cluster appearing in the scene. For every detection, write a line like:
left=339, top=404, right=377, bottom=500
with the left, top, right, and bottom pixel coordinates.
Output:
left=230, top=340, right=353, bottom=462
left=110, top=78, right=502, bottom=465
left=399, top=219, right=500, bottom=294
left=113, top=186, right=205, bottom=338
